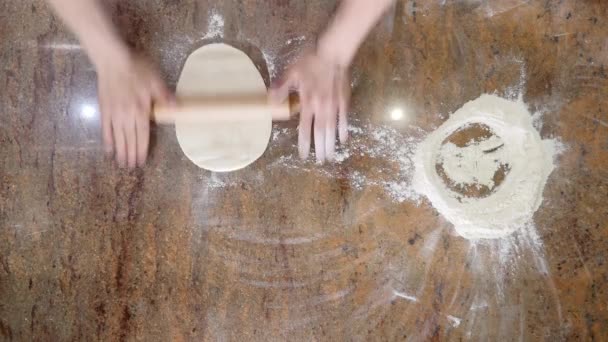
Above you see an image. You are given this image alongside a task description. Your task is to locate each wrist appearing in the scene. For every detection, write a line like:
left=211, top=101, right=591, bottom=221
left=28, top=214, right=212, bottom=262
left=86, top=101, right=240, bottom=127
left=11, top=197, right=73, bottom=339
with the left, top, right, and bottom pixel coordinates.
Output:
left=317, top=0, right=394, bottom=67
left=317, top=32, right=355, bottom=67
left=86, top=37, right=131, bottom=72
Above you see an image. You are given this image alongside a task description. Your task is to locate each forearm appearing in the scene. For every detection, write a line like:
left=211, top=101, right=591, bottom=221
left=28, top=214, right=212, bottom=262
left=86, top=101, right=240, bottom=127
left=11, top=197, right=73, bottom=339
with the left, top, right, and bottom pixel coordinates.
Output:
left=47, top=0, right=129, bottom=69
left=318, top=0, right=395, bottom=66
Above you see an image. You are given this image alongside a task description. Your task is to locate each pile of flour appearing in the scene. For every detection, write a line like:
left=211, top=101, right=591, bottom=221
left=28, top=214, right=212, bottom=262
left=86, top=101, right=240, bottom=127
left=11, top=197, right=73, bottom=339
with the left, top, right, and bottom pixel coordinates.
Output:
left=412, top=94, right=561, bottom=239
left=438, top=134, right=507, bottom=190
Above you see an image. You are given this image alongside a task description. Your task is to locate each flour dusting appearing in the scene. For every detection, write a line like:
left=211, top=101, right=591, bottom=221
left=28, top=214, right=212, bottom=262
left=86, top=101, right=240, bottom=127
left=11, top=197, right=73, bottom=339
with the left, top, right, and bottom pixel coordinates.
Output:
left=272, top=127, right=290, bottom=142
left=286, top=35, right=307, bottom=45
left=268, top=123, right=423, bottom=203
left=206, top=173, right=233, bottom=189
left=263, top=35, right=308, bottom=81
left=262, top=50, right=278, bottom=80
left=202, top=9, right=224, bottom=39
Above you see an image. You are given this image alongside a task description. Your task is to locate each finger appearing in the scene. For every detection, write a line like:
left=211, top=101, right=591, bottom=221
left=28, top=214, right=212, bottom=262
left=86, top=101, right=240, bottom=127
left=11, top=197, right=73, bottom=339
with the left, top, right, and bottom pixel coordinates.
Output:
left=136, top=112, right=150, bottom=167
left=101, top=103, right=113, bottom=154
left=125, top=107, right=138, bottom=169
left=325, top=80, right=338, bottom=161
left=136, top=97, right=151, bottom=167
left=298, top=94, right=313, bottom=160
left=325, top=113, right=337, bottom=161
left=113, top=117, right=127, bottom=168
left=138, top=93, right=152, bottom=121
left=136, top=90, right=153, bottom=121
left=338, top=76, right=350, bottom=144
left=312, top=97, right=326, bottom=163
left=151, top=78, right=175, bottom=106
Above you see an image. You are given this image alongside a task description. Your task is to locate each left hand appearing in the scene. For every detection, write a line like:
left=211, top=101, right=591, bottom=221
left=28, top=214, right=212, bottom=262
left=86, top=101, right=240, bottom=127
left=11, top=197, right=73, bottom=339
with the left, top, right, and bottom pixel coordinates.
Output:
left=97, top=54, right=174, bottom=168
left=269, top=50, right=351, bottom=163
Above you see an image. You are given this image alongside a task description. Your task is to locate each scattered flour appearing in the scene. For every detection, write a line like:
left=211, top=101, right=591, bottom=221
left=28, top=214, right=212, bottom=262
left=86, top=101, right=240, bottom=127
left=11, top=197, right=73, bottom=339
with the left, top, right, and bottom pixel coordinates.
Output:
left=267, top=123, right=422, bottom=203
left=334, top=149, right=351, bottom=163
left=263, top=35, right=308, bottom=81
left=271, top=127, right=290, bottom=142
left=262, top=47, right=301, bottom=81
left=262, top=50, right=278, bottom=80
left=413, top=94, right=562, bottom=239
left=286, top=35, right=307, bottom=46
left=447, top=315, right=462, bottom=328
left=206, top=173, right=234, bottom=189
left=202, top=9, right=224, bottom=40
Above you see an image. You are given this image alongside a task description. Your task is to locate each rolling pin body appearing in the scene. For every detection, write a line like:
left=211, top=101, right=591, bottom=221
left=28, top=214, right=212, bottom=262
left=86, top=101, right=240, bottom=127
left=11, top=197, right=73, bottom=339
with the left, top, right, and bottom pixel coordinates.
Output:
left=152, top=95, right=299, bottom=124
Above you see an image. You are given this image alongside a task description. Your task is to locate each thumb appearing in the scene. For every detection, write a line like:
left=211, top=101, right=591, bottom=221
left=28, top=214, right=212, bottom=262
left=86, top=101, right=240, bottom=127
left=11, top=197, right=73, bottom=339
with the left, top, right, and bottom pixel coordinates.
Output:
left=151, top=77, right=176, bottom=107
left=268, top=71, right=298, bottom=105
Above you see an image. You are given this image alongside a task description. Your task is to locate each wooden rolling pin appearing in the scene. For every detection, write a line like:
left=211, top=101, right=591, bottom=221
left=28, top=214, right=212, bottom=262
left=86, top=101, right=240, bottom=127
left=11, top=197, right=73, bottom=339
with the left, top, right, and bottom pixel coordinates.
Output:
left=152, top=94, right=300, bottom=124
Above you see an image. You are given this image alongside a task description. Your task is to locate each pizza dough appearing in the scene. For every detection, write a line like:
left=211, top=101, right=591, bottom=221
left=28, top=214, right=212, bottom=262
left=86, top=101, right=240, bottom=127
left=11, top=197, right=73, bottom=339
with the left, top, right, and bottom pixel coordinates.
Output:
left=175, top=43, right=271, bottom=172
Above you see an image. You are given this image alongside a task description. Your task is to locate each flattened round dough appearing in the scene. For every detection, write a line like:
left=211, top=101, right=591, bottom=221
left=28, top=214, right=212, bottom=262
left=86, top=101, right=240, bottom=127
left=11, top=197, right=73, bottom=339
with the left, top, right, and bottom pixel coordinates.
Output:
left=175, top=43, right=271, bottom=172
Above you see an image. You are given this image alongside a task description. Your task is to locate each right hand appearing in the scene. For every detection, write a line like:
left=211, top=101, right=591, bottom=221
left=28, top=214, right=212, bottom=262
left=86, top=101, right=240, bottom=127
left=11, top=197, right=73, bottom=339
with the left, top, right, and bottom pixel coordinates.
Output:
left=97, top=55, right=174, bottom=168
left=269, top=49, right=351, bottom=163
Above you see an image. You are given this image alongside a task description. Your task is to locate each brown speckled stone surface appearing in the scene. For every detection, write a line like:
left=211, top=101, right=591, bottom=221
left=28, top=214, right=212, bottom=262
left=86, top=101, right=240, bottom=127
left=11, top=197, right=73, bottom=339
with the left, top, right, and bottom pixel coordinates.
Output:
left=1, top=0, right=607, bottom=340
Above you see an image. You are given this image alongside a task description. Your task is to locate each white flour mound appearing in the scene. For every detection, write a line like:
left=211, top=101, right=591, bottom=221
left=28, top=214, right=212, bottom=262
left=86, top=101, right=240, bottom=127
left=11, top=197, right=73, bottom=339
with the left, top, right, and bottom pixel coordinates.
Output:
left=413, top=94, right=560, bottom=239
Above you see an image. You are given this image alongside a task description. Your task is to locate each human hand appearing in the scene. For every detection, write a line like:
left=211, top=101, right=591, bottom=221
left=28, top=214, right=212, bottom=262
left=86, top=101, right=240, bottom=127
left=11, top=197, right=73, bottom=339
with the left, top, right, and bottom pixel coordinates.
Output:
left=269, top=49, right=350, bottom=163
left=97, top=54, right=174, bottom=168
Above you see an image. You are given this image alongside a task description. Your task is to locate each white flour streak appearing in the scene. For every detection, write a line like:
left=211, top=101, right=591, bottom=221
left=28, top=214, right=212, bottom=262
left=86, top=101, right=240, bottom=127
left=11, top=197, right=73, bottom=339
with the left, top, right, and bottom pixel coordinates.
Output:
left=206, top=173, right=233, bottom=189
left=393, top=290, right=418, bottom=302
left=447, top=315, right=462, bottom=328
left=262, top=50, right=278, bottom=80
left=202, top=9, right=224, bottom=39
left=286, top=35, right=307, bottom=45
